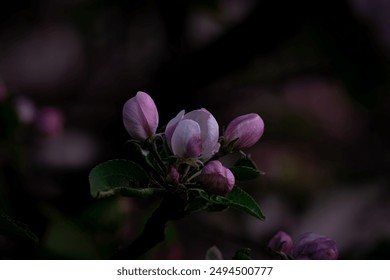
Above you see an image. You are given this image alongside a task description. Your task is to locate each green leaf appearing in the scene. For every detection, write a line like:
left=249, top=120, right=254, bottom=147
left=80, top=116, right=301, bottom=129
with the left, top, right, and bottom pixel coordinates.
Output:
left=0, top=211, right=38, bottom=245
left=185, top=196, right=209, bottom=213
left=89, top=159, right=156, bottom=199
left=230, top=157, right=263, bottom=180
left=232, top=248, right=252, bottom=260
left=190, top=187, right=265, bottom=220
left=222, top=186, right=265, bottom=220
left=230, top=166, right=261, bottom=180
left=205, top=203, right=229, bottom=212
left=185, top=191, right=228, bottom=214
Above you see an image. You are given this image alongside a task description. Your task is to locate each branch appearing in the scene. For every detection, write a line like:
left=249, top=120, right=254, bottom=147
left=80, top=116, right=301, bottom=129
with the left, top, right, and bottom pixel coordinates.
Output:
left=112, top=196, right=186, bottom=259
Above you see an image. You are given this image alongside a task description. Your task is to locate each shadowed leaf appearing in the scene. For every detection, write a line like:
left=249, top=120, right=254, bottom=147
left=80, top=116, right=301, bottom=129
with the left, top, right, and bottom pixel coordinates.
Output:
left=89, top=159, right=156, bottom=199
left=191, top=186, right=265, bottom=220
left=0, top=211, right=38, bottom=245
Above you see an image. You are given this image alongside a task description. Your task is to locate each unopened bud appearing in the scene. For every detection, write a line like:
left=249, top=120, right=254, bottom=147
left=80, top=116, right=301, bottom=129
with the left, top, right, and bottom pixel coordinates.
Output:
left=123, top=91, right=159, bottom=141
left=166, top=166, right=180, bottom=186
left=293, top=232, right=338, bottom=260
left=224, top=113, right=264, bottom=149
left=267, top=231, right=293, bottom=256
left=200, top=160, right=235, bottom=195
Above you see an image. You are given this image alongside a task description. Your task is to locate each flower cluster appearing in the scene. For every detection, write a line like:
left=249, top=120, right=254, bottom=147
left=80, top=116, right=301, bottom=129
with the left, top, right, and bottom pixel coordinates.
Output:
left=267, top=231, right=338, bottom=260
left=122, top=91, right=264, bottom=196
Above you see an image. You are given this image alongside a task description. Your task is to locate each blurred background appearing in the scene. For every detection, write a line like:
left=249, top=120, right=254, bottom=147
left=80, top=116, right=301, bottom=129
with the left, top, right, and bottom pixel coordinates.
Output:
left=0, top=0, right=389, bottom=259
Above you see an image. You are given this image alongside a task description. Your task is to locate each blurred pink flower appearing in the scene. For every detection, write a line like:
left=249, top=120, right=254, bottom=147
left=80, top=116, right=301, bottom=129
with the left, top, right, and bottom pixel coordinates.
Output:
left=33, top=131, right=98, bottom=169
left=282, top=77, right=362, bottom=141
left=15, top=96, right=36, bottom=124
left=36, top=107, right=64, bottom=137
left=293, top=232, right=338, bottom=260
left=0, top=25, right=84, bottom=91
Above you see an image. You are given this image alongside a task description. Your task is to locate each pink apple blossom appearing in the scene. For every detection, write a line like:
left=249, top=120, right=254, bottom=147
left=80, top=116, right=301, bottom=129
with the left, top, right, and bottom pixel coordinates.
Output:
left=166, top=109, right=220, bottom=160
left=224, top=113, right=264, bottom=149
left=123, top=91, right=159, bottom=140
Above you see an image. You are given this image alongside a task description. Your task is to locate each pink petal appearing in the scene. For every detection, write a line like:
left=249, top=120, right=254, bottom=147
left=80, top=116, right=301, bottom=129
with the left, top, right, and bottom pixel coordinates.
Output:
left=171, top=119, right=202, bottom=158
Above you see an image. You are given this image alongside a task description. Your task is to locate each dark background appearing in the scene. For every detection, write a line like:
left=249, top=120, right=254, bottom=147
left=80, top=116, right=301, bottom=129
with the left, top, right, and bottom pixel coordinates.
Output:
left=0, top=0, right=389, bottom=259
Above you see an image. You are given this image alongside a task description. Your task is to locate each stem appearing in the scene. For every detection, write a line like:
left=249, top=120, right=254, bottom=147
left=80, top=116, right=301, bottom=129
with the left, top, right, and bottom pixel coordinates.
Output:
left=181, top=164, right=191, bottom=181
left=150, top=141, right=167, bottom=173
left=112, top=196, right=186, bottom=259
left=187, top=170, right=201, bottom=182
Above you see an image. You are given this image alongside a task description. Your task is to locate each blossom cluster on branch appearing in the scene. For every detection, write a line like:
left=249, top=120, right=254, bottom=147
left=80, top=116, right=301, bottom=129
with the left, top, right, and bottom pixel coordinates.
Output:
left=122, top=91, right=264, bottom=196
left=88, top=91, right=338, bottom=260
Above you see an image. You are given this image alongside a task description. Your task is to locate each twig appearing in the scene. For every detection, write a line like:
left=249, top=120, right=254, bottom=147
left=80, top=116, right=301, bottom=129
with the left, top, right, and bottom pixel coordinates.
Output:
left=112, top=196, right=186, bottom=259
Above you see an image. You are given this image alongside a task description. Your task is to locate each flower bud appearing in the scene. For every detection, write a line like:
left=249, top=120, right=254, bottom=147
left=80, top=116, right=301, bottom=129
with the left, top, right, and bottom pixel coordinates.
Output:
left=123, top=91, right=159, bottom=140
left=166, top=109, right=220, bottom=160
left=0, top=79, right=7, bottom=102
left=166, top=166, right=180, bottom=186
left=267, top=231, right=293, bottom=256
left=292, top=233, right=338, bottom=260
left=200, top=160, right=235, bottom=195
left=224, top=113, right=264, bottom=149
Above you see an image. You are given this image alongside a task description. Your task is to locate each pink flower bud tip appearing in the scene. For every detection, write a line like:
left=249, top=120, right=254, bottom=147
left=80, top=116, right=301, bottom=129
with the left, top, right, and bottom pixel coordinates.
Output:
left=123, top=91, right=159, bottom=141
left=267, top=231, right=293, bottom=256
left=200, top=160, right=235, bottom=195
left=224, top=113, right=264, bottom=149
